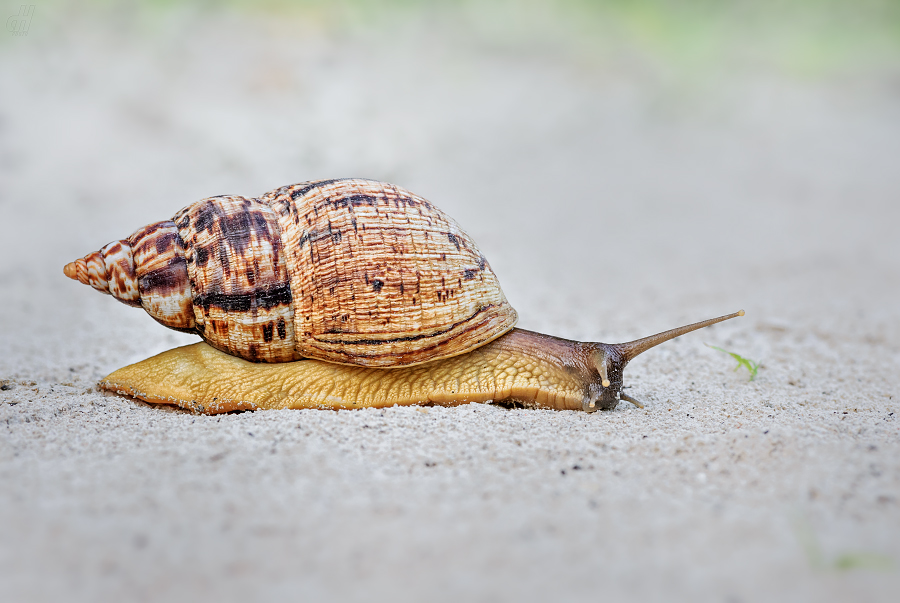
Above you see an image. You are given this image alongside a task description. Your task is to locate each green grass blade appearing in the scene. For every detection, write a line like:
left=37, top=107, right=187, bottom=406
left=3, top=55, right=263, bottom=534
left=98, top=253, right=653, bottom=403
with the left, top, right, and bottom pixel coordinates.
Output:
left=706, top=344, right=759, bottom=381
left=833, top=552, right=894, bottom=571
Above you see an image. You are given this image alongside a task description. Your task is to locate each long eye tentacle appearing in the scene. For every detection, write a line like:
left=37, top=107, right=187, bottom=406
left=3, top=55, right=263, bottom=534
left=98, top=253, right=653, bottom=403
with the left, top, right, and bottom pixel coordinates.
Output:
left=610, top=310, right=745, bottom=362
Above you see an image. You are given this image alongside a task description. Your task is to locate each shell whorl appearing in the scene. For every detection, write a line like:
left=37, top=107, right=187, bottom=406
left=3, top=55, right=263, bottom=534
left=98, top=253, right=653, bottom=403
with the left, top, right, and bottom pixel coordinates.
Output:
left=64, top=221, right=195, bottom=331
left=65, top=179, right=518, bottom=367
left=261, top=179, right=517, bottom=366
left=173, top=195, right=298, bottom=362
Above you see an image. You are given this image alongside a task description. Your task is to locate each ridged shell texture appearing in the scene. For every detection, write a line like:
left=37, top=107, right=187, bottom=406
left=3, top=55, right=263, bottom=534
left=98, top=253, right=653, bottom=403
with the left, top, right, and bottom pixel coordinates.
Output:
left=65, top=179, right=518, bottom=367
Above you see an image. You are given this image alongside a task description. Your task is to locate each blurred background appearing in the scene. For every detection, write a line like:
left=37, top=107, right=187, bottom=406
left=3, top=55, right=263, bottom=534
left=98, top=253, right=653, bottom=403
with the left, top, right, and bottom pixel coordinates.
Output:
left=2, top=1, right=900, bottom=601
left=2, top=0, right=899, bottom=355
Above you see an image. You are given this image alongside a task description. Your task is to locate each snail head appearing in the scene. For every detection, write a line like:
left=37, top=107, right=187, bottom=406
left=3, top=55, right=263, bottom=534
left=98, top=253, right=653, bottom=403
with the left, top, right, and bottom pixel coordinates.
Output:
left=581, top=310, right=745, bottom=413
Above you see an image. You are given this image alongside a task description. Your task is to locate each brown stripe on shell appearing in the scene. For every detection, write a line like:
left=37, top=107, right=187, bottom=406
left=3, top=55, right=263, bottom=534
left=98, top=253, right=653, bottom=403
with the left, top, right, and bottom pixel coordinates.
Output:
left=100, top=240, right=140, bottom=305
left=84, top=252, right=108, bottom=293
left=262, top=178, right=517, bottom=367
left=129, top=221, right=195, bottom=331
left=174, top=196, right=298, bottom=362
left=307, top=302, right=518, bottom=366
left=69, top=258, right=93, bottom=288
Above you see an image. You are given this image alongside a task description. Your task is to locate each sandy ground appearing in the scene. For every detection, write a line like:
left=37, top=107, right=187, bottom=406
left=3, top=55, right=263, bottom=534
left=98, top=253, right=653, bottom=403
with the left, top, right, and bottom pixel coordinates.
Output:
left=1, top=6, right=899, bottom=602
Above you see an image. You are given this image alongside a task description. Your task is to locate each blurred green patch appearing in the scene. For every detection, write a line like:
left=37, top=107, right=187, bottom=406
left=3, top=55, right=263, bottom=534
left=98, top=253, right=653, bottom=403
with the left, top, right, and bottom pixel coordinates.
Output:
left=792, top=512, right=894, bottom=572
left=833, top=552, right=895, bottom=571
left=46, top=0, right=900, bottom=75
left=706, top=344, right=759, bottom=381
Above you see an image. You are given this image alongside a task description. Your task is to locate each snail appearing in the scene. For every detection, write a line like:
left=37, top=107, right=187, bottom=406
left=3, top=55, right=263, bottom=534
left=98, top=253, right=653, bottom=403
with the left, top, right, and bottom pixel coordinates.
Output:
left=64, top=178, right=743, bottom=414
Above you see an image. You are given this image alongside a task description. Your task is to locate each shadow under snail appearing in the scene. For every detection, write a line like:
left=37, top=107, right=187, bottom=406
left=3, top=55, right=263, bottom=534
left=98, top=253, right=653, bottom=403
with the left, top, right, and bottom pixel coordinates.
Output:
left=64, top=178, right=743, bottom=414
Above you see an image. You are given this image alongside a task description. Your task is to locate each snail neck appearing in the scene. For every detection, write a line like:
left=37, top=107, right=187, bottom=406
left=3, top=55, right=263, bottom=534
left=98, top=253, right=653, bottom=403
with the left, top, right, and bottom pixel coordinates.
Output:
left=485, top=329, right=624, bottom=412
left=496, top=309, right=745, bottom=412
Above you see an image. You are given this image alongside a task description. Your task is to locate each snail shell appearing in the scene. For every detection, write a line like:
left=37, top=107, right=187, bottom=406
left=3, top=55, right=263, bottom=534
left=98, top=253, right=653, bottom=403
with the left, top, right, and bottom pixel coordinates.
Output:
left=65, top=179, right=517, bottom=367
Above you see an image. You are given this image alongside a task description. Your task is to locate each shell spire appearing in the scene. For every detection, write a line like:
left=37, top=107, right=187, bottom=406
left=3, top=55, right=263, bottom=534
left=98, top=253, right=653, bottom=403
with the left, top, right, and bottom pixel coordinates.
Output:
left=64, top=221, right=196, bottom=332
left=64, top=240, right=142, bottom=306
